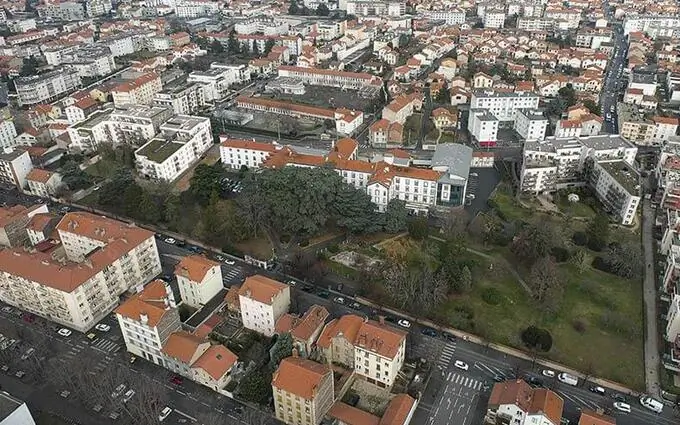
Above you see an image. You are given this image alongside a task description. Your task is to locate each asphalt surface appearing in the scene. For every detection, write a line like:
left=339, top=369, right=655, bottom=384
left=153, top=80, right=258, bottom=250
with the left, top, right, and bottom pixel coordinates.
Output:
left=601, top=6, right=627, bottom=134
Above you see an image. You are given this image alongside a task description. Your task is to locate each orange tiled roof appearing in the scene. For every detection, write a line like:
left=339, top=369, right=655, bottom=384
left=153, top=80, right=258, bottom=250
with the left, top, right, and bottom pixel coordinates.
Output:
left=654, top=116, right=680, bottom=125
left=162, top=331, right=207, bottom=363
left=113, top=72, right=159, bottom=93
left=26, top=212, right=55, bottom=232
left=238, top=275, right=288, bottom=305
left=272, top=356, right=331, bottom=399
left=317, top=314, right=365, bottom=349
left=192, top=345, right=238, bottom=380
left=578, top=409, right=616, bottom=425
left=26, top=168, right=53, bottom=184
left=115, top=280, right=172, bottom=327
left=355, top=320, right=406, bottom=359
left=328, top=402, right=380, bottom=425
left=291, top=305, right=329, bottom=341
left=529, top=388, right=564, bottom=425
left=379, top=394, right=416, bottom=425
left=175, top=255, right=219, bottom=283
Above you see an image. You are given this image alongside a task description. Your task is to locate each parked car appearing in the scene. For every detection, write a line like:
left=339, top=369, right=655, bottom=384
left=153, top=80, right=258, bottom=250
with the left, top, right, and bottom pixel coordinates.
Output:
left=454, top=360, right=469, bottom=371
left=129, top=356, right=136, bottom=364
left=349, top=302, right=362, bottom=310
left=164, top=238, right=176, bottom=244
left=170, top=375, right=183, bottom=385
left=333, top=297, right=345, bottom=305
left=95, top=324, right=110, bottom=332
left=93, top=404, right=103, bottom=413
left=526, top=376, right=543, bottom=387
left=541, top=369, right=555, bottom=378
left=493, top=375, right=505, bottom=382
left=639, top=396, right=664, bottom=414
left=15, top=371, right=24, bottom=379
left=1, top=365, right=8, bottom=373
left=159, top=407, right=173, bottom=422
left=397, top=319, right=411, bottom=328
left=287, top=280, right=297, bottom=287
left=86, top=333, right=96, bottom=340
left=316, top=290, right=330, bottom=298
left=302, top=284, right=314, bottom=292
left=111, top=384, right=126, bottom=398
left=60, top=390, right=70, bottom=398
left=421, top=328, right=438, bottom=337
left=443, top=333, right=457, bottom=343
left=613, top=402, right=631, bottom=413
left=108, top=411, right=120, bottom=420
left=224, top=259, right=235, bottom=265
left=557, top=373, right=578, bottom=386
left=57, top=328, right=72, bottom=337
left=122, top=389, right=135, bottom=403
left=590, top=386, right=606, bottom=395
left=613, top=393, right=627, bottom=403
left=21, top=348, right=34, bottom=361
left=1, top=306, right=12, bottom=313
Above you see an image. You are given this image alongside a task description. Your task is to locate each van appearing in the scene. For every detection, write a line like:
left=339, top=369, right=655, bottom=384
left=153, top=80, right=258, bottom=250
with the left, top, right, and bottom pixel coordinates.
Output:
left=639, top=396, right=664, bottom=414
left=557, top=373, right=578, bottom=386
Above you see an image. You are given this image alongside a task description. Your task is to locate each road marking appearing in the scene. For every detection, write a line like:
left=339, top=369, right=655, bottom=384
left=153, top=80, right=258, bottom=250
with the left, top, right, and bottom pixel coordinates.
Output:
left=176, top=390, right=187, bottom=396
left=447, top=371, right=452, bottom=381
left=174, top=409, right=197, bottom=421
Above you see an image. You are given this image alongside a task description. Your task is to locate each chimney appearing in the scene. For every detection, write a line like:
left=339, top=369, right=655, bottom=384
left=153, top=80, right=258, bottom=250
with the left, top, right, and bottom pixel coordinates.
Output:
left=378, top=315, right=385, bottom=325
left=292, top=348, right=299, bottom=358
left=140, top=313, right=148, bottom=324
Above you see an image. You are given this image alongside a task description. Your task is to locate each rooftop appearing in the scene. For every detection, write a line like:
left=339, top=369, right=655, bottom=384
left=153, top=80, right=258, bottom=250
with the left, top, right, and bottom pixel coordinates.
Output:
left=115, top=280, right=174, bottom=327
left=272, top=356, right=332, bottom=400
left=431, top=143, right=473, bottom=181
left=135, top=138, right=184, bottom=164
left=74, top=109, right=112, bottom=130
left=175, top=255, right=220, bottom=283
left=238, top=275, right=288, bottom=305
left=0, top=391, right=26, bottom=422
left=598, top=160, right=640, bottom=195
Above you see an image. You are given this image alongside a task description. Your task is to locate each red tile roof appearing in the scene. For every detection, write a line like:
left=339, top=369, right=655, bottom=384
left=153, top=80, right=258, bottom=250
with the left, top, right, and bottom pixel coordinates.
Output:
left=192, top=345, right=238, bottom=380
left=238, top=275, right=288, bottom=305
left=328, top=402, right=380, bottom=425
left=272, top=356, right=332, bottom=399
left=115, top=280, right=173, bottom=327
left=379, top=394, right=416, bottom=425
left=175, top=255, right=220, bottom=283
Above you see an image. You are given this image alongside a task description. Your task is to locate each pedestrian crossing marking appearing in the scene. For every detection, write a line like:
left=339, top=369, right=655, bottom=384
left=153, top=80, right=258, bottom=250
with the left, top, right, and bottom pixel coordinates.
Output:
left=446, top=372, right=483, bottom=390
left=437, top=342, right=456, bottom=368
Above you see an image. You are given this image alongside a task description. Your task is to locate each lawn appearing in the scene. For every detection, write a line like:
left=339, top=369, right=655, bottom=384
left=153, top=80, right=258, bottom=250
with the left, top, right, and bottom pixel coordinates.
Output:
left=439, top=131, right=456, bottom=144
left=235, top=237, right=274, bottom=260
left=553, top=194, right=597, bottom=219
left=84, top=158, right=119, bottom=181
left=489, top=185, right=533, bottom=221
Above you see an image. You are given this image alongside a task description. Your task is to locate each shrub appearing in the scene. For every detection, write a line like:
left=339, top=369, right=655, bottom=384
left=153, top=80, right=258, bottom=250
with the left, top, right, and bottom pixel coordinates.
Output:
left=572, top=319, right=587, bottom=334
left=591, top=256, right=612, bottom=273
left=327, top=244, right=340, bottom=254
left=587, top=238, right=606, bottom=252
left=521, top=325, right=553, bottom=352
left=550, top=247, right=571, bottom=263
left=481, top=287, right=503, bottom=305
left=572, top=231, right=588, bottom=246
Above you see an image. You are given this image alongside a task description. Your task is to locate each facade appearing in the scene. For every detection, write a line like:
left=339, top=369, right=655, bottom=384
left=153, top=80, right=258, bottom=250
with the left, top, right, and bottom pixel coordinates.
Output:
left=468, top=109, right=499, bottom=143
left=175, top=0, right=221, bottom=18
left=153, top=82, right=206, bottom=115
left=116, top=279, right=181, bottom=366
left=667, top=295, right=680, bottom=342
left=0, top=204, right=47, bottom=248
left=514, top=109, right=548, bottom=142
left=277, top=66, right=382, bottom=90
left=0, top=119, right=17, bottom=149
left=239, top=275, right=291, bottom=337
left=275, top=305, right=329, bottom=358
left=468, top=90, right=540, bottom=123
left=25, top=168, right=62, bottom=198
left=483, top=11, right=506, bottom=29
left=353, top=319, right=406, bottom=388
left=585, top=159, right=641, bottom=226
left=318, top=314, right=365, bottom=370
left=112, top=72, right=163, bottom=108
left=15, top=67, right=82, bottom=106
left=1, top=212, right=162, bottom=332
left=134, top=115, right=212, bottom=181
left=272, top=356, right=334, bottom=425
left=106, top=105, right=174, bottom=145
left=345, top=1, right=406, bottom=17
left=0, top=148, right=33, bottom=190
left=174, top=255, right=223, bottom=308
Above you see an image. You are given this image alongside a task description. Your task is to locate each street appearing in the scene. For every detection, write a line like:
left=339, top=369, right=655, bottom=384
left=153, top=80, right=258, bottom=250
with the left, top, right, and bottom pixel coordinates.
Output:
left=601, top=3, right=627, bottom=134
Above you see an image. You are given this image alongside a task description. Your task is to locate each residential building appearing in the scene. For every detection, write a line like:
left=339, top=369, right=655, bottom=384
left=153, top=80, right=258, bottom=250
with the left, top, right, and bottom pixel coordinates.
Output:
left=666, top=294, right=680, bottom=342
left=0, top=148, right=33, bottom=190
left=272, top=356, right=334, bottom=425
left=174, top=255, right=223, bottom=308
left=328, top=394, right=417, bottom=425
left=623, top=15, right=680, bottom=38
left=153, top=82, right=206, bottom=115
left=556, top=120, right=583, bottom=139
left=484, top=11, right=506, bottom=29
left=485, top=379, right=564, bottom=425
left=277, top=66, right=382, bottom=90
left=468, top=91, right=540, bottom=123
left=425, top=10, right=465, bottom=25
left=382, top=94, right=420, bottom=125
left=175, top=0, right=221, bottom=18
left=36, top=2, right=85, bottom=21
left=85, top=0, right=112, bottom=17
left=25, top=212, right=59, bottom=246
left=15, top=67, right=81, bottom=106
left=67, top=109, right=112, bottom=152
left=134, top=115, right=212, bottom=181
left=577, top=410, right=616, bottom=425
left=112, top=73, right=163, bottom=108
left=0, top=118, right=17, bottom=149
left=353, top=319, right=406, bottom=388
left=518, top=17, right=556, bottom=32
left=238, top=275, right=291, bottom=337
left=116, top=279, right=181, bottom=365
left=369, top=119, right=404, bottom=148
left=25, top=168, right=62, bottom=198
left=431, top=108, right=457, bottom=130
left=584, top=159, right=640, bottom=225
left=275, top=305, right=329, bottom=357
left=0, top=204, right=48, bottom=248
left=514, top=109, right=548, bottom=141
left=468, top=109, right=499, bottom=143
left=219, top=138, right=280, bottom=170
left=318, top=314, right=365, bottom=369
left=0, top=391, right=36, bottom=425
left=345, top=1, right=406, bottom=17
left=1, top=212, right=162, bottom=332
left=618, top=103, right=679, bottom=146
left=106, top=106, right=173, bottom=145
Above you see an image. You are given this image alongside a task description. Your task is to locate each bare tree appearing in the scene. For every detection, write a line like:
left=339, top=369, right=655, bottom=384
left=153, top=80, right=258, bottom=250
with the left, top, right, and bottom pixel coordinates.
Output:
left=441, top=208, right=469, bottom=240
left=121, top=368, right=170, bottom=425
left=240, top=407, right=271, bottom=425
left=529, top=257, right=561, bottom=303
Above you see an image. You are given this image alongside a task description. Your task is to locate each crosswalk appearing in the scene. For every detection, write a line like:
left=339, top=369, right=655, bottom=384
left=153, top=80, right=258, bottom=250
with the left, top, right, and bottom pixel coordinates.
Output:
left=445, top=371, right=484, bottom=391
left=91, top=338, right=121, bottom=354
left=222, top=266, right=243, bottom=282
left=62, top=342, right=87, bottom=361
left=437, top=342, right=456, bottom=369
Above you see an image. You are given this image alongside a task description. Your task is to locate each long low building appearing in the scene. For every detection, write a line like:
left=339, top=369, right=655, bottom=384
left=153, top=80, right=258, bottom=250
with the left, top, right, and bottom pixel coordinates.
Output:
left=276, top=65, right=383, bottom=89
left=0, top=211, right=162, bottom=332
left=220, top=138, right=473, bottom=212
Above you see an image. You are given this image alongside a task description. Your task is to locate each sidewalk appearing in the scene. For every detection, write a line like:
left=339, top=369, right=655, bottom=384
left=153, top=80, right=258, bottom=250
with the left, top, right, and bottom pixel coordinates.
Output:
left=642, top=199, right=661, bottom=397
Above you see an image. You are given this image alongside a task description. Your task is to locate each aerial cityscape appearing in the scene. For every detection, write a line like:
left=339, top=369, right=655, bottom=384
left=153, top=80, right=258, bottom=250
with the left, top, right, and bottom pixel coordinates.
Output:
left=0, top=0, right=678, bottom=424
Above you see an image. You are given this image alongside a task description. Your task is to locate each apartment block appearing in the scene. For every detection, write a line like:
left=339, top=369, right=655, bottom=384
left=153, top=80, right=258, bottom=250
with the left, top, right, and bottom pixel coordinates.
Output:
left=36, top=1, right=85, bottom=21
left=106, top=105, right=174, bottom=145
left=277, top=65, right=383, bottom=90
left=1, top=212, right=161, bottom=332
left=25, top=168, right=62, bottom=198
left=275, top=305, right=329, bottom=358
left=0, top=148, right=33, bottom=191
left=585, top=159, right=641, bottom=225
left=0, top=204, right=48, bottom=248
left=0, top=391, right=36, bottom=425
left=0, top=118, right=17, bottom=149
left=623, top=15, right=680, bottom=38
left=485, top=379, right=564, bottom=425
left=238, top=275, right=291, bottom=337
left=468, top=109, right=499, bottom=143
left=153, top=82, right=206, bottom=115
left=219, top=138, right=280, bottom=170
left=483, top=11, right=506, bottom=28
left=514, top=109, right=548, bottom=142
left=116, top=279, right=181, bottom=366
left=134, top=115, right=212, bottom=181
left=318, top=314, right=364, bottom=369
left=517, top=17, right=555, bottom=32
left=174, top=255, right=222, bottom=308
left=188, top=64, right=250, bottom=102
left=175, top=0, right=220, bottom=18
left=111, top=72, right=163, bottom=108
left=666, top=295, right=680, bottom=342
left=353, top=319, right=406, bottom=388
left=272, top=356, right=334, bottom=425
left=468, top=90, right=539, bottom=127
left=618, top=103, right=679, bottom=146
left=425, top=9, right=465, bottom=25
left=345, top=1, right=406, bottom=17
left=15, top=67, right=82, bottom=106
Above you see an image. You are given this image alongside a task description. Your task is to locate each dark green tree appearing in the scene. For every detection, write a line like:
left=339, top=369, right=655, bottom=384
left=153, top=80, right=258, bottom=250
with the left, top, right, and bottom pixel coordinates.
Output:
left=138, top=191, right=161, bottom=223
left=316, top=3, right=330, bottom=15
left=332, top=184, right=380, bottom=234
left=511, top=221, right=556, bottom=265
left=98, top=168, right=134, bottom=207
left=557, top=84, right=577, bottom=107
left=19, top=57, right=39, bottom=77
left=237, top=369, right=272, bottom=405
left=227, top=30, right=240, bottom=54
left=60, top=161, right=92, bottom=191
left=163, top=192, right=181, bottom=225
left=210, top=39, right=224, bottom=55
left=583, top=99, right=601, bottom=115
left=435, top=87, right=450, bottom=104
left=189, top=163, right=223, bottom=206
left=123, top=184, right=143, bottom=217
left=264, top=38, right=276, bottom=55
left=288, top=0, right=299, bottom=14
left=407, top=216, right=429, bottom=240
left=383, top=199, right=408, bottom=233
left=586, top=214, right=610, bottom=251
left=268, top=334, right=293, bottom=370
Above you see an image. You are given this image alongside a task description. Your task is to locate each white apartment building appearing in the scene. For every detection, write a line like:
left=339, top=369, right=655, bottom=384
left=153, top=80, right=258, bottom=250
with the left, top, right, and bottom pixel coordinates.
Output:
left=586, top=159, right=640, bottom=225
left=67, top=110, right=112, bottom=153
left=0, top=204, right=48, bottom=248
left=187, top=70, right=231, bottom=103
left=102, top=34, right=135, bottom=57
left=220, top=138, right=280, bottom=170
left=0, top=148, right=33, bottom=191
left=153, top=82, right=206, bottom=115
left=277, top=66, right=382, bottom=90
left=0, top=391, right=36, bottom=425
left=174, top=255, right=222, bottom=309
left=111, top=72, right=163, bottom=108
left=345, top=0, right=405, bottom=17
left=175, top=0, right=220, bottom=18
left=272, top=356, right=334, bottom=425
left=575, top=29, right=612, bottom=49
left=25, top=169, right=62, bottom=198
left=468, top=109, right=499, bottom=143
left=468, top=91, right=540, bottom=123
left=85, top=0, right=112, bottom=17
left=484, top=11, right=506, bottom=28
left=517, top=17, right=555, bottom=32
left=0, top=212, right=162, bottom=333
left=555, top=120, right=582, bottom=139
left=238, top=275, right=291, bottom=337
left=134, top=115, right=212, bottom=181
left=353, top=320, right=406, bottom=389
left=234, top=17, right=289, bottom=36
left=623, top=15, right=680, bottom=38
left=116, top=279, right=181, bottom=366
left=425, top=10, right=465, bottom=25
left=514, top=109, right=548, bottom=142
left=667, top=295, right=680, bottom=342
left=36, top=1, right=85, bottom=21
left=106, top=106, right=173, bottom=145
left=15, top=67, right=82, bottom=106
left=0, top=119, right=17, bottom=149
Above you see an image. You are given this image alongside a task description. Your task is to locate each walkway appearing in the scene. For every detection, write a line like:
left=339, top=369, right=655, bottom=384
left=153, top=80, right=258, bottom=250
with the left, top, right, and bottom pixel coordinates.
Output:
left=641, top=199, right=661, bottom=397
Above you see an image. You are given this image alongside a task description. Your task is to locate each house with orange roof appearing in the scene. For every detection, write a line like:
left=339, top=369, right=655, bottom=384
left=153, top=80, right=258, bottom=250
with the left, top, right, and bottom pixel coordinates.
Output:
left=578, top=409, right=616, bottom=425
left=328, top=393, right=417, bottom=425
left=175, top=255, right=223, bottom=308
left=0, top=203, right=48, bottom=248
left=431, top=107, right=457, bottom=129
left=116, top=279, right=181, bottom=365
left=273, top=355, right=334, bottom=425
left=353, top=319, right=407, bottom=388
left=382, top=94, right=419, bottom=125
left=25, top=168, right=62, bottom=198
left=317, top=314, right=366, bottom=369
left=485, top=379, right=564, bottom=425
left=111, top=72, right=162, bottom=108
left=555, top=119, right=583, bottom=139
left=239, top=275, right=291, bottom=337
left=369, top=119, right=404, bottom=149
left=25, top=212, right=59, bottom=245
left=275, top=304, right=329, bottom=357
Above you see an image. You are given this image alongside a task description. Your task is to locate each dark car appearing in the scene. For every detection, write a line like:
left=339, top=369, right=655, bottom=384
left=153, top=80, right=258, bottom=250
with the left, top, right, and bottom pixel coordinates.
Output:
left=302, top=284, right=314, bottom=292
left=526, top=376, right=543, bottom=387
left=421, top=328, right=438, bottom=337
left=188, top=246, right=201, bottom=253
left=316, top=290, right=330, bottom=299
left=613, top=393, right=627, bottom=403
left=170, top=375, right=183, bottom=385
left=442, top=333, right=457, bottom=343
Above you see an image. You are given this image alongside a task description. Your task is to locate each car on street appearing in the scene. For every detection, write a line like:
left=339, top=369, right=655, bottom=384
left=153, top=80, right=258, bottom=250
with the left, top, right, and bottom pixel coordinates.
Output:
left=224, top=259, right=235, bottom=265
left=526, top=376, right=543, bottom=387
left=454, top=360, right=469, bottom=371
left=164, top=237, right=176, bottom=244
left=215, top=255, right=225, bottom=262
left=159, top=407, right=173, bottom=421
left=95, top=323, right=110, bottom=332
left=613, top=402, right=631, bottom=413
left=333, top=297, right=345, bottom=305
left=349, top=302, right=362, bottom=310
left=541, top=369, right=555, bottom=378
left=57, top=328, right=72, bottom=337
left=397, top=319, right=411, bottom=328
left=302, top=284, right=314, bottom=292
left=60, top=390, right=70, bottom=398
left=129, top=356, right=136, bottom=364
left=493, top=375, right=505, bottom=382
left=111, top=384, right=126, bottom=398
left=590, top=386, right=606, bottom=395
left=316, top=290, right=330, bottom=298
left=122, top=389, right=135, bottom=403
left=109, top=411, right=120, bottom=420
left=22, top=313, right=35, bottom=323
left=15, top=371, right=24, bottom=378
left=287, top=280, right=297, bottom=287
left=421, top=328, right=438, bottom=337
left=443, top=333, right=456, bottom=343
left=170, top=375, right=183, bottom=385
left=93, top=404, right=103, bottom=413
left=21, top=348, right=34, bottom=360
left=86, top=333, right=96, bottom=340
left=1, top=365, right=8, bottom=373
left=1, top=306, right=12, bottom=313
left=470, top=172, right=478, bottom=177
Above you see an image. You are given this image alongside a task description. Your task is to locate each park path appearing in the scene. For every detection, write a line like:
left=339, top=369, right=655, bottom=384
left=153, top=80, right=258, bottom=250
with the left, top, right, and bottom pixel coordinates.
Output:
left=641, top=199, right=661, bottom=397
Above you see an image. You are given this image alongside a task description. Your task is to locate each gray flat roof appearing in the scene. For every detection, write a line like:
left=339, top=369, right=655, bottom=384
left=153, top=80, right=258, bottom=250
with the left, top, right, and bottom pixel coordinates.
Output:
left=577, top=134, right=636, bottom=150
left=432, top=143, right=473, bottom=180
left=0, top=391, right=25, bottom=422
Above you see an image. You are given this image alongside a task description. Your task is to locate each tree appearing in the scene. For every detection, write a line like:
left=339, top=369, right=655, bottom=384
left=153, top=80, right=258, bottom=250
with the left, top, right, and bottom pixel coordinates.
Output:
left=521, top=325, right=553, bottom=352
left=60, top=161, right=92, bottom=191
left=604, top=242, right=643, bottom=279
left=558, top=85, right=577, bottom=107
left=529, top=256, right=561, bottom=304
left=189, top=163, right=223, bottom=206
left=382, top=255, right=448, bottom=313
left=316, top=3, right=330, bottom=16
left=98, top=168, right=134, bottom=207
left=333, top=184, right=381, bottom=234
left=19, top=56, right=39, bottom=77
left=269, top=333, right=293, bottom=369
left=288, top=0, right=299, bottom=15
left=459, top=266, right=473, bottom=293
left=383, top=199, right=408, bottom=233
left=570, top=249, right=589, bottom=274
left=546, top=97, right=568, bottom=118
left=163, top=192, right=181, bottom=225
left=511, top=222, right=556, bottom=265
left=227, top=30, right=240, bottom=54
left=137, top=191, right=161, bottom=222
left=587, top=214, right=610, bottom=251
left=238, top=368, right=272, bottom=405
left=441, top=208, right=468, bottom=240
left=583, top=99, right=601, bottom=115
left=264, top=38, right=276, bottom=55
left=407, top=216, right=429, bottom=240
left=210, top=39, right=224, bottom=55
left=435, top=87, right=450, bottom=104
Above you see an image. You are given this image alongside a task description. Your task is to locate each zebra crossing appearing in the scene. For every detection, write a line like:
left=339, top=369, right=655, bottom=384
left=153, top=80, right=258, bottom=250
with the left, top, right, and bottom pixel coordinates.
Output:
left=91, top=338, right=121, bottom=354
left=222, top=266, right=243, bottom=283
left=437, top=342, right=456, bottom=369
left=445, top=371, right=484, bottom=391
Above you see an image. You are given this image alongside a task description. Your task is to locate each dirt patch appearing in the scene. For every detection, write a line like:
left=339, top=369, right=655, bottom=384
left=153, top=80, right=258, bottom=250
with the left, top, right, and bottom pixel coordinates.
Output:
left=330, top=251, right=382, bottom=270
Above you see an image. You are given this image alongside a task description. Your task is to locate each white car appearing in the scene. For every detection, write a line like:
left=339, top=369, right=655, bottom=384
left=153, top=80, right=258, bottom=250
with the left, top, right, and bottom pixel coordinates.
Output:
left=57, top=328, right=72, bottom=337
left=122, top=389, right=135, bottom=403
left=454, top=360, right=469, bottom=371
left=541, top=369, right=555, bottom=378
left=613, top=402, right=631, bottom=413
left=164, top=237, right=176, bottom=244
left=224, top=259, right=235, bottom=265
left=95, top=324, right=110, bottom=332
left=397, top=319, right=411, bottom=328
left=159, top=407, right=173, bottom=421
left=287, top=280, right=297, bottom=287
left=111, top=384, right=126, bottom=398
left=333, top=297, right=345, bottom=305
